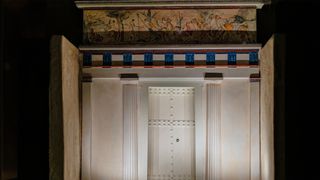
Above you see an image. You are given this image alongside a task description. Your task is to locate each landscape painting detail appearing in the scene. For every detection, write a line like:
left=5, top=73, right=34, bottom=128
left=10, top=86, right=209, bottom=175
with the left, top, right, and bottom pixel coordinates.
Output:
left=84, top=9, right=256, bottom=44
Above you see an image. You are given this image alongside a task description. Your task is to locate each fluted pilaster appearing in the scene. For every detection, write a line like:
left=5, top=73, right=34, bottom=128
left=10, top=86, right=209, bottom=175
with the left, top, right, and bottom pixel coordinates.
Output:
left=207, top=83, right=221, bottom=180
left=123, top=84, right=138, bottom=180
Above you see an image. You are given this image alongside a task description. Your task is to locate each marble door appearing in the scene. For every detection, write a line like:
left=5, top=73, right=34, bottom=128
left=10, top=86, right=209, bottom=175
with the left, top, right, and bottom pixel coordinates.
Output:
left=148, top=87, right=195, bottom=180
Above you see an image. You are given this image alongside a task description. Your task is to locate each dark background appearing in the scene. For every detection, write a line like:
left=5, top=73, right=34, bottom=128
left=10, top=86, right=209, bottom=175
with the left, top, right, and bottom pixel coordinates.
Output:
left=0, top=0, right=319, bottom=179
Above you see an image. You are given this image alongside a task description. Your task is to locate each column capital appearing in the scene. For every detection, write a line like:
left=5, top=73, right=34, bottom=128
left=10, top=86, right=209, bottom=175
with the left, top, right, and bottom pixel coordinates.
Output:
left=82, top=74, right=92, bottom=83
left=250, top=73, right=260, bottom=83
left=204, top=73, right=223, bottom=84
left=120, top=73, right=139, bottom=84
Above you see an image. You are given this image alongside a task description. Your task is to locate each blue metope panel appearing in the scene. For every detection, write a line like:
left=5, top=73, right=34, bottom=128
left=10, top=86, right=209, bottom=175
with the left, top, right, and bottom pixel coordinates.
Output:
left=165, top=53, right=174, bottom=65
left=249, top=51, right=258, bottom=65
left=123, top=53, right=133, bottom=66
left=103, top=52, right=112, bottom=66
left=144, top=52, right=153, bottom=66
left=185, top=53, right=194, bottom=65
left=83, top=53, right=92, bottom=66
left=228, top=52, right=237, bottom=65
left=206, top=52, right=216, bottom=65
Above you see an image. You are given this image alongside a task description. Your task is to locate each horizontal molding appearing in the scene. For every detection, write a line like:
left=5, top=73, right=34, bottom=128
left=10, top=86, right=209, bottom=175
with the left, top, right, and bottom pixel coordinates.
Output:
left=81, top=49, right=259, bottom=67
left=83, top=65, right=259, bottom=78
left=148, top=119, right=195, bottom=127
left=75, top=1, right=265, bottom=9
left=79, top=44, right=261, bottom=51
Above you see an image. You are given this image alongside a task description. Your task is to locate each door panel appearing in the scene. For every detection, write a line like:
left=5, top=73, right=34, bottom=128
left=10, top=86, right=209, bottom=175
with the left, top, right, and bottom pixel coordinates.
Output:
left=260, top=35, right=275, bottom=180
left=49, top=36, right=80, bottom=180
left=148, top=87, right=195, bottom=180
left=173, top=125, right=195, bottom=179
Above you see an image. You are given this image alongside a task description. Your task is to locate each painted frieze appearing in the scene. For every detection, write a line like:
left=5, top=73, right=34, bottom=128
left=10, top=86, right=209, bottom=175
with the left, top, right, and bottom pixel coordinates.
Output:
left=84, top=9, right=256, bottom=44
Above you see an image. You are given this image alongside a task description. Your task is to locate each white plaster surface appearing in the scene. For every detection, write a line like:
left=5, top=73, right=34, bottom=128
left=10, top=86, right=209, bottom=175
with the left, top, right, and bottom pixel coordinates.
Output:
left=90, top=79, right=123, bottom=179
left=221, top=79, right=251, bottom=180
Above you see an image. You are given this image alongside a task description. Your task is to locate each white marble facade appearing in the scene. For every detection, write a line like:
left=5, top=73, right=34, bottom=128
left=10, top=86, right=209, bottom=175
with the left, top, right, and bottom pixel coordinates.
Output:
left=81, top=77, right=261, bottom=180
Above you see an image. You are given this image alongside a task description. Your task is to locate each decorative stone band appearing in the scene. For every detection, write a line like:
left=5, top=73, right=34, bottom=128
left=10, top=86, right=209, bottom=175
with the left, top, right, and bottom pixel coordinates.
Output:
left=75, top=0, right=269, bottom=9
left=81, top=49, right=259, bottom=67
